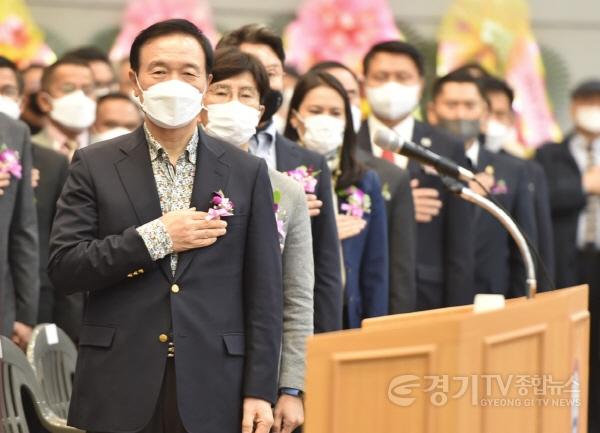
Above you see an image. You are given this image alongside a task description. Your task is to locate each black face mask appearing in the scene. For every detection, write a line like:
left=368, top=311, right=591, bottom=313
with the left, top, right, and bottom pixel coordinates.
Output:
left=260, top=89, right=283, bottom=124
left=437, top=118, right=481, bottom=143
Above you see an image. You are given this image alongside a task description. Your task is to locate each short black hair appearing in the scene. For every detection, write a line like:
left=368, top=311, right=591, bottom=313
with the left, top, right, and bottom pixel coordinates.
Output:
left=309, top=60, right=359, bottom=85
left=451, top=62, right=491, bottom=79
left=211, top=48, right=270, bottom=104
left=431, top=69, right=489, bottom=105
left=363, top=40, right=424, bottom=77
left=0, top=56, right=23, bottom=94
left=40, top=57, right=92, bottom=91
left=97, top=92, right=138, bottom=108
left=572, top=80, right=600, bottom=100
left=217, top=24, right=285, bottom=65
left=482, top=76, right=515, bottom=105
left=129, top=19, right=213, bottom=74
left=63, top=46, right=110, bottom=65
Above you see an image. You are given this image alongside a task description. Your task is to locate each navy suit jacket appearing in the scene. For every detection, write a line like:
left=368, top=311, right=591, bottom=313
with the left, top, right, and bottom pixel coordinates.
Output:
left=275, top=133, right=343, bottom=333
left=340, top=169, right=389, bottom=328
left=535, top=136, right=587, bottom=288
left=358, top=120, right=475, bottom=309
left=48, top=127, right=283, bottom=433
left=473, top=148, right=537, bottom=297
left=356, top=148, right=416, bottom=313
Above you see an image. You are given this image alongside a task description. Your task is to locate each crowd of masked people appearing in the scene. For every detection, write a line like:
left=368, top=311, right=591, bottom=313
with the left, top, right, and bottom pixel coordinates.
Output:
left=2, top=18, right=600, bottom=433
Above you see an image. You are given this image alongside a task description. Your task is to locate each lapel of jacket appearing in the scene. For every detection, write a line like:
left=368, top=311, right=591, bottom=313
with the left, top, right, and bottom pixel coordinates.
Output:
left=174, top=130, right=230, bottom=281
left=115, top=127, right=174, bottom=280
left=561, top=134, right=583, bottom=176
left=408, top=120, right=429, bottom=176
left=275, top=133, right=302, bottom=172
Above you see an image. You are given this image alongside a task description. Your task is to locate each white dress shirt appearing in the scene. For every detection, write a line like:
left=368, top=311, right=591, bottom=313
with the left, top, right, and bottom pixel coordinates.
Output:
left=249, top=120, right=278, bottom=169
left=368, top=115, right=414, bottom=169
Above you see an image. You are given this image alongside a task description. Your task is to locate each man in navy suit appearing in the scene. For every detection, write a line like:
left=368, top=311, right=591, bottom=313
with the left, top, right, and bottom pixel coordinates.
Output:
left=218, top=25, right=343, bottom=334
left=428, top=70, right=537, bottom=298
left=358, top=41, right=474, bottom=309
left=536, top=80, right=600, bottom=433
left=480, top=76, right=555, bottom=292
left=49, top=20, right=282, bottom=433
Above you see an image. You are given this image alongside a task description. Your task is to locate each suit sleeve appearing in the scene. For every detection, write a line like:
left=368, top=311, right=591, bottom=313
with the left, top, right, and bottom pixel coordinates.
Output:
left=388, top=169, right=417, bottom=313
left=359, top=172, right=389, bottom=318
left=48, top=149, right=155, bottom=294
left=535, top=147, right=587, bottom=216
left=9, top=126, right=40, bottom=325
left=312, top=157, right=343, bottom=332
left=279, top=182, right=314, bottom=391
left=508, top=165, right=538, bottom=297
left=444, top=147, right=475, bottom=306
left=242, top=159, right=283, bottom=403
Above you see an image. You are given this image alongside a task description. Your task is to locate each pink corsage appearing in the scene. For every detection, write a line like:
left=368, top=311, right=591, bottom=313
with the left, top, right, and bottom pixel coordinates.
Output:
left=491, top=179, right=508, bottom=195
left=0, top=144, right=22, bottom=179
left=206, top=190, right=234, bottom=220
left=285, top=165, right=319, bottom=194
left=338, top=186, right=372, bottom=218
left=273, top=189, right=287, bottom=251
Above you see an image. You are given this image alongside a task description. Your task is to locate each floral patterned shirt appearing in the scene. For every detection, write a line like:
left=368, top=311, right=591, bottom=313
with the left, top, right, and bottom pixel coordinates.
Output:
left=136, top=123, right=198, bottom=275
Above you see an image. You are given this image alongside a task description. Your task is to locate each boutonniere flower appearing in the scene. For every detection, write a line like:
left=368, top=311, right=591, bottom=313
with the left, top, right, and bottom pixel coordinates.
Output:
left=338, top=186, right=372, bottom=218
left=285, top=165, right=320, bottom=194
left=491, top=179, right=508, bottom=195
left=0, top=144, right=22, bottom=179
left=381, top=182, right=391, bottom=201
left=273, top=189, right=287, bottom=251
left=206, top=190, right=234, bottom=220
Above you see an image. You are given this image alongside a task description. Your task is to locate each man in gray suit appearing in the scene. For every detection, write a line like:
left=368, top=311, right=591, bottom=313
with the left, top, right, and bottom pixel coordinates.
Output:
left=200, top=48, right=314, bottom=433
left=0, top=112, right=39, bottom=348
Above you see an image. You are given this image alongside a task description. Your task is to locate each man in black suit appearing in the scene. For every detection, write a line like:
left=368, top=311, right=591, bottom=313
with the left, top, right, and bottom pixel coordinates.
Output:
left=427, top=70, right=537, bottom=298
left=310, top=60, right=417, bottom=313
left=0, top=112, right=39, bottom=347
left=480, top=76, right=555, bottom=292
left=218, top=25, right=343, bottom=333
left=358, top=41, right=474, bottom=309
left=0, top=57, right=39, bottom=349
left=48, top=20, right=282, bottom=433
left=0, top=58, right=82, bottom=341
left=536, top=80, right=600, bottom=433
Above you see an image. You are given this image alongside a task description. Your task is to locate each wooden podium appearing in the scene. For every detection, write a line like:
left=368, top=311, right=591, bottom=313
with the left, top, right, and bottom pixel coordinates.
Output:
left=304, top=285, right=589, bottom=433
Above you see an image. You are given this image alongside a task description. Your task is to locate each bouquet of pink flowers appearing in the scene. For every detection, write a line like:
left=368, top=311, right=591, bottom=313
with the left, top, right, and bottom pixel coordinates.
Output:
left=0, top=144, right=22, bottom=179
left=206, top=190, right=234, bottom=220
left=285, top=165, right=319, bottom=194
left=338, top=186, right=371, bottom=218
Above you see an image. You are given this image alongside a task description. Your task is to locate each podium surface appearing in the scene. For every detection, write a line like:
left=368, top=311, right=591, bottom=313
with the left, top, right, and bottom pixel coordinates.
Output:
left=304, top=285, right=589, bottom=433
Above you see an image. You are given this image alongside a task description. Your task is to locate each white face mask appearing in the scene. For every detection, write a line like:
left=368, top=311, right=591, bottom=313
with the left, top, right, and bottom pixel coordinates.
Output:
left=485, top=119, right=511, bottom=153
left=298, top=113, right=345, bottom=157
left=351, top=105, right=362, bottom=133
left=366, top=82, right=421, bottom=121
left=90, top=127, right=132, bottom=144
left=137, top=78, right=203, bottom=129
left=49, top=90, right=97, bottom=130
left=576, top=106, right=600, bottom=134
left=0, top=96, right=21, bottom=120
left=204, top=100, right=261, bottom=147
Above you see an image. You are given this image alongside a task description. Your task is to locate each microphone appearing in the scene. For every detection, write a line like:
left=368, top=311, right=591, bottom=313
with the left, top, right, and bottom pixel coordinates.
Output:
left=373, top=129, right=475, bottom=182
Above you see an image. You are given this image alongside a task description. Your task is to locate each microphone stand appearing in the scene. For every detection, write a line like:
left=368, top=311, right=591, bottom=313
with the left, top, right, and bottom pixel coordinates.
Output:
left=442, top=176, right=537, bottom=299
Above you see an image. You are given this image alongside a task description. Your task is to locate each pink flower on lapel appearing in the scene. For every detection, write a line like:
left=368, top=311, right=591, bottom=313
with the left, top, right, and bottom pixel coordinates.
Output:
left=285, top=165, right=320, bottom=194
left=491, top=179, right=508, bottom=195
left=273, top=189, right=287, bottom=251
left=338, top=186, right=371, bottom=218
left=206, top=190, right=234, bottom=220
left=0, top=144, right=22, bottom=179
